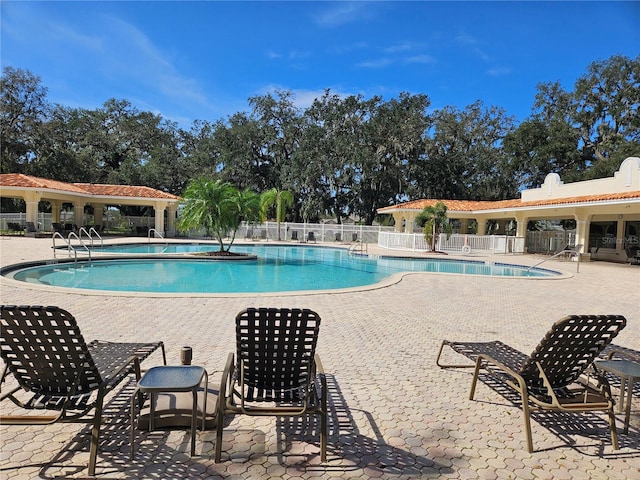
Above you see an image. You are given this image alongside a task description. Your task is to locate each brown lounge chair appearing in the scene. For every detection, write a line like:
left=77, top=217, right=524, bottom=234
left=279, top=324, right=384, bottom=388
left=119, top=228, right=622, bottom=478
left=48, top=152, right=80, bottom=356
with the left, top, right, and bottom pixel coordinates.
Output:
left=0, top=305, right=166, bottom=475
left=215, top=307, right=327, bottom=462
left=436, top=314, right=626, bottom=452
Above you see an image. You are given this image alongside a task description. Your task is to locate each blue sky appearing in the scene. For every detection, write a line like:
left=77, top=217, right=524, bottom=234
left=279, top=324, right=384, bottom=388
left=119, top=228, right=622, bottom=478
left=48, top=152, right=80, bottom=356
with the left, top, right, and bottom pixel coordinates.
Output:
left=2, top=1, right=638, bottom=128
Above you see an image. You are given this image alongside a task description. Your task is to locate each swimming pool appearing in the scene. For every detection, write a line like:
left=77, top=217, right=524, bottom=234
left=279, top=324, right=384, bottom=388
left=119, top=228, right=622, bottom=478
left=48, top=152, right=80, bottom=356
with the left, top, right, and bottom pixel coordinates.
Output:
left=4, top=244, right=560, bottom=294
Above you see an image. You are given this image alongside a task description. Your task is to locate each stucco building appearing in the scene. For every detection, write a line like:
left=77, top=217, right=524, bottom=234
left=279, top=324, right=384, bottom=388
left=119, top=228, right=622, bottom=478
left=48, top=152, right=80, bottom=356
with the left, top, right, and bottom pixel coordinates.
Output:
left=0, top=174, right=180, bottom=236
left=377, top=157, right=640, bottom=262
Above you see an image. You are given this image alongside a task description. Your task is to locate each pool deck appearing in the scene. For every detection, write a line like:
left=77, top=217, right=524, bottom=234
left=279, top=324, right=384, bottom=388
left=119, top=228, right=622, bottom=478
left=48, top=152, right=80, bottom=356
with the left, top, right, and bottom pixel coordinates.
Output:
left=1, top=236, right=639, bottom=479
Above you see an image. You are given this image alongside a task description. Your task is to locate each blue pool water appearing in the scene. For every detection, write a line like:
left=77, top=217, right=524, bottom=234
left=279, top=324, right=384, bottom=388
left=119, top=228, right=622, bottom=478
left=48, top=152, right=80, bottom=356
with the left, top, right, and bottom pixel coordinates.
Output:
left=8, top=244, right=558, bottom=293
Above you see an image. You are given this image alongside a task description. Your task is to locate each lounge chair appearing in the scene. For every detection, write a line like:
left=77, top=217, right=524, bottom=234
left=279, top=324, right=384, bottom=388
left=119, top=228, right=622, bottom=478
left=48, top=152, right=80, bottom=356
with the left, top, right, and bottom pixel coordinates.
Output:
left=0, top=305, right=166, bottom=475
left=290, top=230, right=298, bottom=241
left=436, top=314, right=626, bottom=452
left=307, top=231, right=316, bottom=243
left=215, top=307, right=327, bottom=462
left=7, top=222, right=23, bottom=234
left=624, top=247, right=640, bottom=265
left=24, top=221, right=38, bottom=235
left=555, top=243, right=583, bottom=260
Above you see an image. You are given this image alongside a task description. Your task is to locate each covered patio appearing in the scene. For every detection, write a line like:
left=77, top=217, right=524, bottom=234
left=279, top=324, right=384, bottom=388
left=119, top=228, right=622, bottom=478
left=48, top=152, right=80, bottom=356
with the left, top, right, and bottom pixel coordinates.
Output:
left=0, top=174, right=180, bottom=237
left=377, top=157, right=640, bottom=262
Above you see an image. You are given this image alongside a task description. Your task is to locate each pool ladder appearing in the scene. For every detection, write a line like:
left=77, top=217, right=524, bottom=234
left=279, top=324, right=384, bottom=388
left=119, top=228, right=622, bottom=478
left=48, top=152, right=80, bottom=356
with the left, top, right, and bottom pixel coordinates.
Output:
left=52, top=232, right=91, bottom=263
left=527, top=244, right=582, bottom=273
left=348, top=241, right=368, bottom=256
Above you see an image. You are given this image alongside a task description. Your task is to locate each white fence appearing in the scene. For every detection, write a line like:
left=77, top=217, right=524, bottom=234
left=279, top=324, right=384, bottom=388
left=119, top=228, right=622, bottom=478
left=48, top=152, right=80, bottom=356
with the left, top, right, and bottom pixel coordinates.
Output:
left=377, top=232, right=526, bottom=255
left=0, top=212, right=154, bottom=234
left=198, top=221, right=395, bottom=244
left=0, top=213, right=394, bottom=242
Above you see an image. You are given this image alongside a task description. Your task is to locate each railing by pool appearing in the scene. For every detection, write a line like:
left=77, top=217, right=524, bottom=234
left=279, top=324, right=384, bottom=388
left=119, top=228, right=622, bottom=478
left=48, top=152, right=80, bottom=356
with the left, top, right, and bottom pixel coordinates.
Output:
left=377, top=232, right=525, bottom=255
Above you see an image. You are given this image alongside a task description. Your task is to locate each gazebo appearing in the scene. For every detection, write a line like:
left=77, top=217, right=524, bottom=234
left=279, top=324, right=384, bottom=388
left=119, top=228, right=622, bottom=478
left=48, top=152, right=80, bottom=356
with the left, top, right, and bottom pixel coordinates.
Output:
left=377, top=157, right=640, bottom=262
left=0, top=174, right=180, bottom=236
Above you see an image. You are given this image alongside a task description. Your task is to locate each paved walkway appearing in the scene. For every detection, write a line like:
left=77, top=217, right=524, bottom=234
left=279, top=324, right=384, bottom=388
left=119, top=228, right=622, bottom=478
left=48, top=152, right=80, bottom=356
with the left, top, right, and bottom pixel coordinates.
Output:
left=1, top=236, right=638, bottom=479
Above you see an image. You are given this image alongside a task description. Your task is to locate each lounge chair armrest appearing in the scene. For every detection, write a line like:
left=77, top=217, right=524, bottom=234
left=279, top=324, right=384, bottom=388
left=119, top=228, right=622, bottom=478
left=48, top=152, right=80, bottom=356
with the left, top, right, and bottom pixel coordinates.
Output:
left=607, top=349, right=620, bottom=360
left=218, top=353, right=235, bottom=404
left=314, top=354, right=325, bottom=375
left=314, top=354, right=327, bottom=389
left=476, top=353, right=526, bottom=385
left=103, top=355, right=142, bottom=387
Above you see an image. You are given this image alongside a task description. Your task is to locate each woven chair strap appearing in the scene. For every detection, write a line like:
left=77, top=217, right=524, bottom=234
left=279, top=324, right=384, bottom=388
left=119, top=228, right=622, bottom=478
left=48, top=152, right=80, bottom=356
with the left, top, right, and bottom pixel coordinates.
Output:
left=521, top=314, right=626, bottom=392
left=1, top=305, right=102, bottom=395
left=236, top=307, right=320, bottom=402
left=443, top=340, right=529, bottom=372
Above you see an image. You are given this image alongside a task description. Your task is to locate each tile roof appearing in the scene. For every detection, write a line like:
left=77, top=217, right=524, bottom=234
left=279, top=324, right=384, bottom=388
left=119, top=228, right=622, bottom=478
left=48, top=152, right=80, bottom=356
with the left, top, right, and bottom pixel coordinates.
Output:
left=75, top=183, right=179, bottom=200
left=379, top=190, right=640, bottom=213
left=0, top=174, right=179, bottom=200
left=0, top=173, right=90, bottom=194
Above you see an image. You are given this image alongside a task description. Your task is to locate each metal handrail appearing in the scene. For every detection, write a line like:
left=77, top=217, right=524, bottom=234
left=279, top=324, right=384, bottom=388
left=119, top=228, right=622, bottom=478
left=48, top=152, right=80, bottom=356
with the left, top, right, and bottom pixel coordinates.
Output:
left=348, top=241, right=368, bottom=256
left=148, top=228, right=167, bottom=245
left=67, top=232, right=91, bottom=262
left=78, top=226, right=103, bottom=248
left=528, top=244, right=582, bottom=273
left=52, top=232, right=79, bottom=262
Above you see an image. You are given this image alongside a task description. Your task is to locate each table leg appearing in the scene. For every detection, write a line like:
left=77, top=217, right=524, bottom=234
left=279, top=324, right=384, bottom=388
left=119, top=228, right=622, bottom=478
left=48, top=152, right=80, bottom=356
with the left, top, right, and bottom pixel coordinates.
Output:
left=191, top=386, right=197, bottom=456
left=623, top=378, right=636, bottom=435
left=618, top=377, right=627, bottom=413
left=201, top=371, right=208, bottom=431
left=149, top=392, right=155, bottom=431
left=130, top=387, right=139, bottom=460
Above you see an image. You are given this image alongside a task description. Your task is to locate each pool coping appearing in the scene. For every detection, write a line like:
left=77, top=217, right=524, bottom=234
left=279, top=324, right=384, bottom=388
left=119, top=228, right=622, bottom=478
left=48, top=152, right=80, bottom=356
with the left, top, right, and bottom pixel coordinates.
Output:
left=1, top=248, right=572, bottom=298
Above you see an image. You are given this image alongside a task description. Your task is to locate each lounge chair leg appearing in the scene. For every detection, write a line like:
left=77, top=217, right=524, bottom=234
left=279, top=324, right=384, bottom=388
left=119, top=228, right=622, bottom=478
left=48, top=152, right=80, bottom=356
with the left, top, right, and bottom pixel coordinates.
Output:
left=320, top=408, right=327, bottom=462
left=88, top=393, right=105, bottom=476
left=469, top=357, right=483, bottom=400
left=214, top=403, right=224, bottom=462
left=520, top=394, right=534, bottom=453
left=608, top=408, right=619, bottom=450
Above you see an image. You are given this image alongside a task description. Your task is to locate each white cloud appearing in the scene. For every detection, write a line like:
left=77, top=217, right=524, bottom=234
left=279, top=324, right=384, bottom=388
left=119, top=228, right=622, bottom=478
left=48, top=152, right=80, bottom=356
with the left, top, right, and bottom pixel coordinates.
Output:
left=314, top=2, right=373, bottom=27
left=383, top=42, right=420, bottom=54
left=266, top=50, right=283, bottom=59
left=487, top=67, right=512, bottom=76
left=355, top=58, right=393, bottom=69
left=455, top=33, right=491, bottom=61
left=256, top=85, right=354, bottom=110
left=405, top=54, right=437, bottom=65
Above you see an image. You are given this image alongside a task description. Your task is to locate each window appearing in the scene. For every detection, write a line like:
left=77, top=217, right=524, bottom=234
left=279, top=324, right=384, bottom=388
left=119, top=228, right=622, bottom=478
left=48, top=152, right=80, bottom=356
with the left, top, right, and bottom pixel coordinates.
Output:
left=589, top=221, right=618, bottom=250
left=624, top=221, right=639, bottom=248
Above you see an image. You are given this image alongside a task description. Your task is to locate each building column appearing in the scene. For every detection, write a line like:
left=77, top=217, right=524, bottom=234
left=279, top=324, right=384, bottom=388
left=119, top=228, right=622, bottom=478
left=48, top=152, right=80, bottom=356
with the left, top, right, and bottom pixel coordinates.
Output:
left=573, top=209, right=591, bottom=251
left=514, top=212, right=528, bottom=238
left=23, top=191, right=41, bottom=226
left=154, top=202, right=167, bottom=236
left=166, top=205, right=177, bottom=237
left=393, top=213, right=404, bottom=232
left=476, top=219, right=488, bottom=235
left=73, top=202, right=85, bottom=227
left=93, top=203, right=104, bottom=228
left=405, top=213, right=417, bottom=233
left=616, top=219, right=625, bottom=255
left=49, top=200, right=62, bottom=223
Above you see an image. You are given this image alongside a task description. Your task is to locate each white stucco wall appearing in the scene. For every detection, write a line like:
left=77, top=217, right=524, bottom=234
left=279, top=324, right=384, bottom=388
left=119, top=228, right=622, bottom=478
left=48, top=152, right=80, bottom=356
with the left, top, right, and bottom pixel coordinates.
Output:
left=521, top=157, right=640, bottom=202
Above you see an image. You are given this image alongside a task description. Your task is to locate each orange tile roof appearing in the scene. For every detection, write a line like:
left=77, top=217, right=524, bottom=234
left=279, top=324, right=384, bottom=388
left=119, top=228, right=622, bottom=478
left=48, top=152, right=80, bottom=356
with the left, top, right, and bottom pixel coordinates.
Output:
left=75, top=183, right=179, bottom=200
left=379, top=190, right=640, bottom=213
left=0, top=174, right=179, bottom=200
left=0, top=173, right=90, bottom=194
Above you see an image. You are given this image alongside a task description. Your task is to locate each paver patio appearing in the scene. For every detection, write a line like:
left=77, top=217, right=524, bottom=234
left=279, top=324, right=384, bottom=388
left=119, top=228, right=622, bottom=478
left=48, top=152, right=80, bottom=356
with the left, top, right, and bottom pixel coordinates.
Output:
left=1, top=236, right=638, bottom=479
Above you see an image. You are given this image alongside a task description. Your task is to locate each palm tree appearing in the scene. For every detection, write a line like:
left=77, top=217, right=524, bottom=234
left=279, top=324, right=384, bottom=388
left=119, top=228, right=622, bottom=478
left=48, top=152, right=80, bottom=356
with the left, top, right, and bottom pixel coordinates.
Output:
left=260, top=188, right=294, bottom=241
left=227, top=187, right=261, bottom=245
left=416, top=201, right=452, bottom=252
left=178, top=178, right=260, bottom=252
